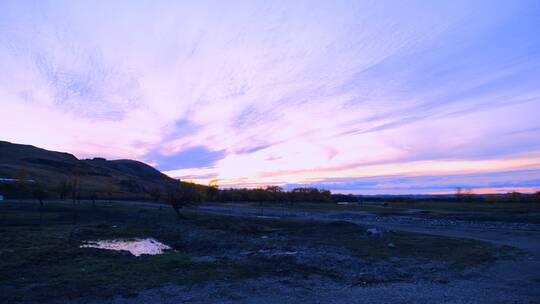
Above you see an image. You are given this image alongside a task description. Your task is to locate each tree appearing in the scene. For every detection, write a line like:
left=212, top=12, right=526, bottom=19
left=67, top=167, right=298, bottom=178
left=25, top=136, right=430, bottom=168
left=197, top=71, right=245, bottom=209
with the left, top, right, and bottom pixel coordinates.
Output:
left=148, top=187, right=162, bottom=203
left=319, top=189, right=332, bottom=202
left=70, top=172, right=81, bottom=204
left=507, top=191, right=524, bottom=202
left=167, top=180, right=206, bottom=219
left=331, top=194, right=359, bottom=203
left=106, top=181, right=118, bottom=203
left=455, top=187, right=463, bottom=200
left=289, top=187, right=331, bottom=203
left=455, top=187, right=474, bottom=201
left=32, top=183, right=48, bottom=207
left=253, top=187, right=270, bottom=215
left=207, top=179, right=219, bottom=201
left=463, top=188, right=473, bottom=201
left=533, top=191, right=540, bottom=203
left=89, top=192, right=98, bottom=207
left=15, top=168, right=31, bottom=199
left=15, top=168, right=30, bottom=183
left=57, top=180, right=72, bottom=200
left=265, top=186, right=282, bottom=196
left=265, top=186, right=283, bottom=203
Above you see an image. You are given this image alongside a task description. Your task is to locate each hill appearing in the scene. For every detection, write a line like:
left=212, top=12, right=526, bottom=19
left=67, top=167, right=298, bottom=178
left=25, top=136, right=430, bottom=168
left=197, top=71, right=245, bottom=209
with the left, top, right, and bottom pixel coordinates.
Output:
left=0, top=141, right=178, bottom=199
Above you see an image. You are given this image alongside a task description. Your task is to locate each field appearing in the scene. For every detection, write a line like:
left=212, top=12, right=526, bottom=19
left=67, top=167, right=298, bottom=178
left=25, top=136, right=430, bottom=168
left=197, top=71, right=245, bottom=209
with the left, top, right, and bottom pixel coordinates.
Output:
left=213, top=200, right=540, bottom=225
left=1, top=200, right=539, bottom=303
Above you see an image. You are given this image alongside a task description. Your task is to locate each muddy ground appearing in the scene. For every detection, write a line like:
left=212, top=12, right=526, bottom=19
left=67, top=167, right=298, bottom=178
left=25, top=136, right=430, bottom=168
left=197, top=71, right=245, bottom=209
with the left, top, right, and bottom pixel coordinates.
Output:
left=1, top=201, right=539, bottom=303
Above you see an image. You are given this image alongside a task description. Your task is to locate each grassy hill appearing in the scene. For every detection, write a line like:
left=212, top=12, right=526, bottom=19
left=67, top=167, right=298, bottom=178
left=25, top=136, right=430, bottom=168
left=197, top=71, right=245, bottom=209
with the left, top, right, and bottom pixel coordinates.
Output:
left=0, top=141, right=178, bottom=199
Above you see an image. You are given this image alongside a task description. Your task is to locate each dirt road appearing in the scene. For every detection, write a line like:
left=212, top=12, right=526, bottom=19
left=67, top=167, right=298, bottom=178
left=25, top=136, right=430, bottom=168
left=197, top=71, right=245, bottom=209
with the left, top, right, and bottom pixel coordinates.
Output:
left=195, top=204, right=540, bottom=253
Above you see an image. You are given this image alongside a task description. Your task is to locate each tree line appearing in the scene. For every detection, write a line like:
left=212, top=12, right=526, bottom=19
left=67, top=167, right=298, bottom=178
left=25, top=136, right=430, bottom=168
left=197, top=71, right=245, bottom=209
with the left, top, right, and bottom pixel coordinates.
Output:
left=2, top=176, right=539, bottom=216
left=0, top=176, right=339, bottom=209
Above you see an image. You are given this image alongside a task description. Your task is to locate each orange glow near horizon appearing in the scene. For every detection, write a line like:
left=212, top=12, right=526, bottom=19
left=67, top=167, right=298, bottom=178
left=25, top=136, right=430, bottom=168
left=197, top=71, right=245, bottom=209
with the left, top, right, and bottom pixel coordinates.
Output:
left=165, top=153, right=540, bottom=194
left=428, top=187, right=539, bottom=195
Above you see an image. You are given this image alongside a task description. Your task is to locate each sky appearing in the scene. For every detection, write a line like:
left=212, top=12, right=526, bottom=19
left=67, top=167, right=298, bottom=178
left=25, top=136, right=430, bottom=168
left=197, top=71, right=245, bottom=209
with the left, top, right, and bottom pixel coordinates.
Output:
left=1, top=0, right=539, bottom=194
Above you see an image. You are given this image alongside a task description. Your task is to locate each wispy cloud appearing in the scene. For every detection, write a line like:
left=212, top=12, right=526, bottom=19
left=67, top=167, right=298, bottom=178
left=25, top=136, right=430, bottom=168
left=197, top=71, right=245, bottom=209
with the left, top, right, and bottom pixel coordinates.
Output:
left=1, top=0, right=539, bottom=193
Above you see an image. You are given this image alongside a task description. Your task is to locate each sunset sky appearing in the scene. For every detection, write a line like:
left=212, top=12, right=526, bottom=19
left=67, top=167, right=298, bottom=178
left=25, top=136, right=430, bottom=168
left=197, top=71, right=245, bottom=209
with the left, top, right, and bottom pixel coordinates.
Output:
left=1, top=0, right=539, bottom=194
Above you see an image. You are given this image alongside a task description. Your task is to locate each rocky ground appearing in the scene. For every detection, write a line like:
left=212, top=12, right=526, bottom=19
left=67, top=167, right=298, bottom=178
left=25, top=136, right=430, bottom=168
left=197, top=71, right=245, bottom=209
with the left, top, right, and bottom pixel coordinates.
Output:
left=196, top=204, right=540, bottom=231
left=79, top=203, right=540, bottom=304
left=1, top=201, right=539, bottom=304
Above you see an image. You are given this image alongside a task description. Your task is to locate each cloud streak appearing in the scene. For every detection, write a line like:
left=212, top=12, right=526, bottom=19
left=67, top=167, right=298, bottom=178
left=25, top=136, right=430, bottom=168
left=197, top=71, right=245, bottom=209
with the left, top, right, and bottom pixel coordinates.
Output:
left=1, top=0, right=539, bottom=193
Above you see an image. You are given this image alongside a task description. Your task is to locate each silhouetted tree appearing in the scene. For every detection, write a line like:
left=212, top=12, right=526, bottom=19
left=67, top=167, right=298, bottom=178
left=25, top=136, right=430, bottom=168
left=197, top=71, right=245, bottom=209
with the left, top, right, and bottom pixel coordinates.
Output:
left=455, top=187, right=463, bottom=200
left=252, top=187, right=270, bottom=215
left=207, top=179, right=219, bottom=201
left=319, top=189, right=332, bottom=202
left=15, top=168, right=31, bottom=199
left=507, top=191, right=524, bottom=202
left=331, top=194, right=359, bottom=203
left=57, top=180, right=72, bottom=200
left=90, top=192, right=98, bottom=207
left=32, top=183, right=48, bottom=207
left=289, top=187, right=331, bottom=202
left=106, top=181, right=117, bottom=203
left=265, top=186, right=282, bottom=196
left=148, top=187, right=162, bottom=203
left=455, top=187, right=473, bottom=201
left=167, top=180, right=206, bottom=219
left=214, top=186, right=335, bottom=204
left=533, top=191, right=540, bottom=203
left=70, top=171, right=81, bottom=204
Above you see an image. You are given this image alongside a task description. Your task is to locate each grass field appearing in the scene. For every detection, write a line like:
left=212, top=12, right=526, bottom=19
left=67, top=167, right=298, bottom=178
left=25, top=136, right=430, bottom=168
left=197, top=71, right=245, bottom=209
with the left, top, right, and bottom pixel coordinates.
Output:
left=0, top=200, right=517, bottom=303
left=238, top=199, right=540, bottom=212
left=225, top=200, right=540, bottom=224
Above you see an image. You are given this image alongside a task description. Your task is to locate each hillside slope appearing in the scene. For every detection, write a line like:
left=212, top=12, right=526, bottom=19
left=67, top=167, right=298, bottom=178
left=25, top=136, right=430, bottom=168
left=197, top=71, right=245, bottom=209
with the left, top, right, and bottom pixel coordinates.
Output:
left=0, top=141, right=176, bottom=198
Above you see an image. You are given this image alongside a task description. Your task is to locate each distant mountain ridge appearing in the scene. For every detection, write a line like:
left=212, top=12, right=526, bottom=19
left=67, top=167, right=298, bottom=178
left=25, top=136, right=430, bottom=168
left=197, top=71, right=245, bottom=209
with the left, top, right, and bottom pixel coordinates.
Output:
left=0, top=141, right=176, bottom=198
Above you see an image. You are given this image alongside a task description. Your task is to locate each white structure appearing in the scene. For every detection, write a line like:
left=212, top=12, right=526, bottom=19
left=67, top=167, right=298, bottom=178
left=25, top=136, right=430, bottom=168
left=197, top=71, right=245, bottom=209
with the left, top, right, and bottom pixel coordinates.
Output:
left=0, top=195, right=3, bottom=201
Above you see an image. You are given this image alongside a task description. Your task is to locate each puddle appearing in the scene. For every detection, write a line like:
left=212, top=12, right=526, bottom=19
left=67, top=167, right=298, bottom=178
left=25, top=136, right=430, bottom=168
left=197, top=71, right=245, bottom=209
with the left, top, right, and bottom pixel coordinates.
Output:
left=80, top=238, right=171, bottom=256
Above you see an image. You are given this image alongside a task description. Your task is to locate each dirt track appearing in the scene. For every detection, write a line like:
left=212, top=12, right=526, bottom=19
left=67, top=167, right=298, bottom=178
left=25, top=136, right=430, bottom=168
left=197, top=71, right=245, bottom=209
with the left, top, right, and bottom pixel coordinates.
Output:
left=195, top=204, right=540, bottom=253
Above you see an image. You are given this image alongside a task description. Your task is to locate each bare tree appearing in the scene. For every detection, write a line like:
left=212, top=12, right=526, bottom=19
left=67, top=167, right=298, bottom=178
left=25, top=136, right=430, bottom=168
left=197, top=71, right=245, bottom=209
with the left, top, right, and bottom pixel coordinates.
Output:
left=15, top=168, right=31, bottom=201
left=148, top=187, right=162, bottom=203
left=90, top=192, right=98, bottom=207
left=166, top=180, right=205, bottom=219
left=207, top=179, right=219, bottom=201
left=70, top=172, right=81, bottom=204
left=57, top=180, right=72, bottom=200
left=106, top=181, right=117, bottom=203
left=533, top=191, right=540, bottom=203
left=455, top=187, right=463, bottom=200
left=33, top=182, right=48, bottom=207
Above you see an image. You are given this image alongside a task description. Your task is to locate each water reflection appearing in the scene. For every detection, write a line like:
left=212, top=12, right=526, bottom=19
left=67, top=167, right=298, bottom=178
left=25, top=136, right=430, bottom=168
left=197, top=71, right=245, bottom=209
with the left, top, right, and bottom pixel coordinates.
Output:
left=80, top=238, right=171, bottom=256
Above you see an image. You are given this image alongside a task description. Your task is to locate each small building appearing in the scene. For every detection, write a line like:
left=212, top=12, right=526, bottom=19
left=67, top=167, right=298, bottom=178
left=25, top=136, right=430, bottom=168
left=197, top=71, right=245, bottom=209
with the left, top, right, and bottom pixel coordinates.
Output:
left=0, top=194, right=4, bottom=201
